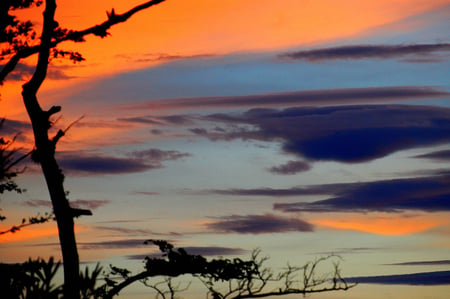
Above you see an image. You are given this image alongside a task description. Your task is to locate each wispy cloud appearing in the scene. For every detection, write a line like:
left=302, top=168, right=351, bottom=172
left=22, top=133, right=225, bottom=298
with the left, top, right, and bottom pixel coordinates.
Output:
left=23, top=199, right=110, bottom=210
left=414, top=149, right=450, bottom=161
left=385, top=260, right=450, bottom=266
left=118, top=52, right=215, bottom=63
left=347, top=270, right=450, bottom=285
left=129, top=148, right=191, bottom=161
left=124, top=86, right=449, bottom=111
left=79, top=239, right=149, bottom=250
left=94, top=226, right=181, bottom=237
left=2, top=62, right=74, bottom=81
left=280, top=43, right=450, bottom=62
left=206, top=213, right=314, bottom=234
left=59, top=154, right=152, bottom=174
left=206, top=173, right=450, bottom=213
left=58, top=148, right=190, bottom=175
left=273, top=174, right=450, bottom=213
left=0, top=118, right=31, bottom=135
left=268, top=160, right=311, bottom=175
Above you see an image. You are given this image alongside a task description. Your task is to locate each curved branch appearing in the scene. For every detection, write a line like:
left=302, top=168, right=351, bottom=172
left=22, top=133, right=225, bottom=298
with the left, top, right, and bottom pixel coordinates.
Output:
left=0, top=0, right=166, bottom=84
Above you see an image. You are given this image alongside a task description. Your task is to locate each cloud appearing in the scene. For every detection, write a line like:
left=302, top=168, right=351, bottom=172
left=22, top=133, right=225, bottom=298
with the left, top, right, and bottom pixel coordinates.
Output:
left=347, top=270, right=450, bottom=285
left=79, top=239, right=149, bottom=250
left=127, top=86, right=449, bottom=111
left=2, top=63, right=73, bottom=81
left=273, top=174, right=450, bottom=213
left=129, top=148, right=190, bottom=162
left=268, top=160, right=311, bottom=175
left=0, top=118, right=31, bottom=135
left=94, top=226, right=181, bottom=237
left=59, top=154, right=152, bottom=174
left=204, top=105, right=450, bottom=163
left=131, top=191, right=160, bottom=196
left=127, top=246, right=246, bottom=260
left=189, top=128, right=208, bottom=135
left=208, top=184, right=345, bottom=197
left=280, top=43, right=450, bottom=62
left=117, top=117, right=162, bottom=125
left=206, top=213, right=314, bottom=234
left=23, top=199, right=110, bottom=210
left=386, top=260, right=450, bottom=266
left=58, top=149, right=190, bottom=175
left=118, top=52, right=215, bottom=63
left=150, top=129, right=164, bottom=135
left=414, top=149, right=450, bottom=161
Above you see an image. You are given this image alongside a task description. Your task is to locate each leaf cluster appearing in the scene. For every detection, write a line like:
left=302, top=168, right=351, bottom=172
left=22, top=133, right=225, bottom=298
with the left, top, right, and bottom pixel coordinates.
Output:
left=0, top=0, right=42, bottom=59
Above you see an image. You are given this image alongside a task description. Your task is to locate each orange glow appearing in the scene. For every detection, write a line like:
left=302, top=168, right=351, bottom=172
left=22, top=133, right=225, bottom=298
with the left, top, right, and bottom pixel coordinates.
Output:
left=0, top=226, right=58, bottom=243
left=312, top=213, right=449, bottom=236
left=0, top=224, right=85, bottom=243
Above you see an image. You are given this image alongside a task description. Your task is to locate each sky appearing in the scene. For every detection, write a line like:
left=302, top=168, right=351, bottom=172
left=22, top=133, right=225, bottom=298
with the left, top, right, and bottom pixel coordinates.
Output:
left=1, top=0, right=450, bottom=298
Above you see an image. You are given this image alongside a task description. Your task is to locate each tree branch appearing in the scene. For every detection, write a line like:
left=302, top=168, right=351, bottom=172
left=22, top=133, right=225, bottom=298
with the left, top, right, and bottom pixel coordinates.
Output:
left=0, top=0, right=167, bottom=84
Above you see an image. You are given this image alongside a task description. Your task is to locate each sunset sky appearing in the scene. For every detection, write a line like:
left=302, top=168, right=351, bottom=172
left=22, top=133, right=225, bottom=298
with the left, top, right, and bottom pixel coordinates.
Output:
left=1, top=0, right=450, bottom=298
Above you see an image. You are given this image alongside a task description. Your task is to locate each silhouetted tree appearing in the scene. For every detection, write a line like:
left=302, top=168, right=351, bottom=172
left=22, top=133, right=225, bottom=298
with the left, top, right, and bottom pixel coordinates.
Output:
left=102, top=240, right=354, bottom=299
left=1, top=241, right=355, bottom=299
left=1, top=1, right=167, bottom=297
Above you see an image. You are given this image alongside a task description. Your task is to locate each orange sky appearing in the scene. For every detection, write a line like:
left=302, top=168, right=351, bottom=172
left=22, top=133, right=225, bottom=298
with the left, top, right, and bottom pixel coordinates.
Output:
left=312, top=212, right=450, bottom=235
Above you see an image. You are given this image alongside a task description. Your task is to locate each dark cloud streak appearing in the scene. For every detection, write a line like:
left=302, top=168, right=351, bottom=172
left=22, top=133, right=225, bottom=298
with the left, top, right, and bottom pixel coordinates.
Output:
left=58, top=149, right=190, bottom=175
left=268, top=160, right=311, bottom=175
left=280, top=43, right=450, bottom=62
left=347, top=271, right=450, bottom=285
left=273, top=175, right=450, bottom=213
left=206, top=213, right=314, bottom=234
left=126, top=86, right=448, bottom=111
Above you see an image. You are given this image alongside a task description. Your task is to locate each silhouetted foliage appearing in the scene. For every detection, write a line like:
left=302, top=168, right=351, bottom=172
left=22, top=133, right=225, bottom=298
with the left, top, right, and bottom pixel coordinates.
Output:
left=103, top=240, right=355, bottom=299
left=1, top=257, right=62, bottom=299
left=1, top=242, right=355, bottom=299
left=0, top=119, right=26, bottom=195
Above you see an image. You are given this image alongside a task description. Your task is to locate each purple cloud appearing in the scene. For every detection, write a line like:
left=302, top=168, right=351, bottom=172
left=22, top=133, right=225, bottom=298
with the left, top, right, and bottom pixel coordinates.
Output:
left=59, top=154, right=152, bottom=174
left=79, top=239, right=149, bottom=250
left=58, top=149, right=190, bottom=175
left=273, top=174, right=450, bottom=213
left=414, top=149, right=450, bottom=161
left=347, top=271, right=450, bottom=285
left=386, top=260, right=450, bottom=266
left=204, top=105, right=450, bottom=163
left=268, top=160, right=311, bottom=175
left=280, top=43, right=450, bottom=62
left=23, top=199, right=110, bottom=210
left=130, top=148, right=190, bottom=162
left=3, top=62, right=73, bottom=81
left=94, top=226, right=181, bottom=237
left=206, top=213, right=314, bottom=234
left=125, top=86, right=448, bottom=111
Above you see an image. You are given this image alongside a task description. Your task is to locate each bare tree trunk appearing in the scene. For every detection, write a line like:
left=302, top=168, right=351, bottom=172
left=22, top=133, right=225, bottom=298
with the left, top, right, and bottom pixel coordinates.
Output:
left=21, top=1, right=80, bottom=298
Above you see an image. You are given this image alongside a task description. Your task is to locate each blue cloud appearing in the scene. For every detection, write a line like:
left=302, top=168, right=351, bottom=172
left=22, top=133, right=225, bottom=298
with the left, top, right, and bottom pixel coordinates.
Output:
left=347, top=271, right=450, bottom=285
left=273, top=174, right=450, bottom=213
left=204, top=105, right=450, bottom=163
